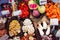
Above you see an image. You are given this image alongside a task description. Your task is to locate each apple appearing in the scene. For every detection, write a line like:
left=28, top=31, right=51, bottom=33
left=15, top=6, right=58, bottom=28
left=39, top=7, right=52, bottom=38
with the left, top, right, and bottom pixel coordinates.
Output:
left=38, top=6, right=45, bottom=14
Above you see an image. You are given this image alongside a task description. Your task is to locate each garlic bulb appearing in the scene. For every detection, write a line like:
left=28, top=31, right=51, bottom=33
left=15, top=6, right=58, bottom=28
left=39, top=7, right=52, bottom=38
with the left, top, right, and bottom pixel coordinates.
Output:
left=28, top=24, right=35, bottom=34
left=24, top=33, right=28, bottom=36
left=23, top=19, right=35, bottom=35
left=22, top=26, right=28, bottom=32
left=23, top=19, right=32, bottom=26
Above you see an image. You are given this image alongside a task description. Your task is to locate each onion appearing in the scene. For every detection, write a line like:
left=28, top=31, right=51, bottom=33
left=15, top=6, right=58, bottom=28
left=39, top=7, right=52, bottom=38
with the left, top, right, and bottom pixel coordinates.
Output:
left=23, top=19, right=32, bottom=26
left=28, top=24, right=35, bottom=34
left=22, top=26, right=28, bottom=32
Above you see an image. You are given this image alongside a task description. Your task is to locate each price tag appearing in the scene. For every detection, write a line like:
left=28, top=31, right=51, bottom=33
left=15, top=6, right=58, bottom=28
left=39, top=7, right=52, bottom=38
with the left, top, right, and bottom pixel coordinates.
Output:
left=1, top=10, right=10, bottom=15
left=39, top=0, right=47, bottom=5
left=50, top=18, right=58, bottom=25
left=13, top=10, right=22, bottom=16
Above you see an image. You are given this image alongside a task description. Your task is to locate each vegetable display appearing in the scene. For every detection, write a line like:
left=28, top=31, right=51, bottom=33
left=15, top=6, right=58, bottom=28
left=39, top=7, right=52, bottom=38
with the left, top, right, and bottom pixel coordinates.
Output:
left=18, top=2, right=29, bottom=19
left=9, top=20, right=21, bottom=37
left=0, top=0, right=60, bottom=40
left=45, top=3, right=60, bottom=21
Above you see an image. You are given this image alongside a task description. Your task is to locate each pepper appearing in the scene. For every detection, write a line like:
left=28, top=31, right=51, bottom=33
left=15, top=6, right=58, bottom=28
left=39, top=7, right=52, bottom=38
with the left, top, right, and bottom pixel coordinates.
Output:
left=18, top=2, right=29, bottom=19
left=19, top=10, right=29, bottom=18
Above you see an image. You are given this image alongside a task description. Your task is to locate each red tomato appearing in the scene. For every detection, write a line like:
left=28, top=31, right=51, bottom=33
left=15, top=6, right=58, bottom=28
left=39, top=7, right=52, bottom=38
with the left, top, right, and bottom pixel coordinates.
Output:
left=19, top=10, right=29, bottom=18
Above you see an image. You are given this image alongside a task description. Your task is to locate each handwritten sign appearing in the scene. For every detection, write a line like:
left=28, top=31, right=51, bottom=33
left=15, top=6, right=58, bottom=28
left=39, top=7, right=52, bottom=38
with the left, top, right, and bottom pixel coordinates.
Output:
left=1, top=10, right=10, bottom=15
left=13, top=10, right=22, bottom=16
left=39, top=0, right=47, bottom=5
left=50, top=18, right=58, bottom=25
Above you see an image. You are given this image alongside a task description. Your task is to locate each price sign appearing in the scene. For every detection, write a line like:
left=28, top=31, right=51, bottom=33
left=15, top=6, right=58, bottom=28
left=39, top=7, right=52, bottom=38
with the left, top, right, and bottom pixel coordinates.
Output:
left=39, top=0, right=47, bottom=5
left=50, top=18, right=58, bottom=26
left=1, top=10, right=10, bottom=15
left=13, top=10, right=22, bottom=16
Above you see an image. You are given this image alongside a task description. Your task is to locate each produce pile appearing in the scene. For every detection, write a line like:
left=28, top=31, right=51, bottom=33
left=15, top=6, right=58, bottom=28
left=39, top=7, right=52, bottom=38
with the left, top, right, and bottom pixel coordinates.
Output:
left=0, top=0, right=60, bottom=40
left=45, top=3, right=60, bottom=21
left=9, top=20, right=21, bottom=37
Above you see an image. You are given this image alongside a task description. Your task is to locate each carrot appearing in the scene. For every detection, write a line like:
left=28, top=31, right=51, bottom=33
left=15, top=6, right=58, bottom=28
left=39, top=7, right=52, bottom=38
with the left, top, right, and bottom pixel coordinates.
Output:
left=46, top=12, right=50, bottom=16
left=45, top=3, right=60, bottom=21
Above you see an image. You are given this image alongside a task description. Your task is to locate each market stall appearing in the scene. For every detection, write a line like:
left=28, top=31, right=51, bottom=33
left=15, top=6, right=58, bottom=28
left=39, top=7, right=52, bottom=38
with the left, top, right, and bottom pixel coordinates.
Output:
left=0, top=0, right=60, bottom=40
